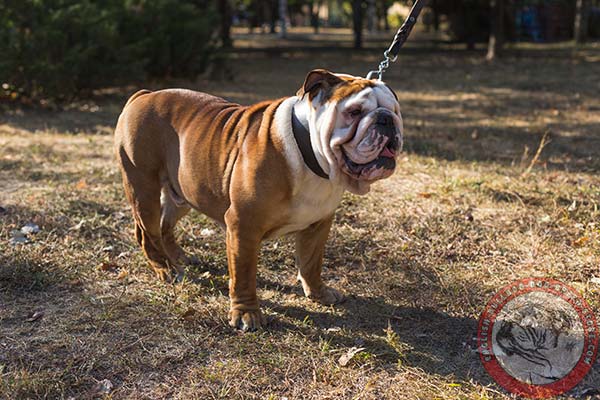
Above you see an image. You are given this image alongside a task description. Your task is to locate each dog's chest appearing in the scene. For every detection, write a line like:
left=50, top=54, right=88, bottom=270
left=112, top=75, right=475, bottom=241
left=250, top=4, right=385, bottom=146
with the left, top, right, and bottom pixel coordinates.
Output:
left=266, top=179, right=343, bottom=239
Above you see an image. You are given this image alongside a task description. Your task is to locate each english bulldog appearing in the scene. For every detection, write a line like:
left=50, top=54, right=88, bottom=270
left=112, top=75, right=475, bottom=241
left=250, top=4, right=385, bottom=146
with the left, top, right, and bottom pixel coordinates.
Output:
left=114, top=69, right=403, bottom=331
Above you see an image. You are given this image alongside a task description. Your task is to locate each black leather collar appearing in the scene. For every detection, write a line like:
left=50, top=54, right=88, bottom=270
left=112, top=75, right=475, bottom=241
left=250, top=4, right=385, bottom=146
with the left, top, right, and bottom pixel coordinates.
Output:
left=291, top=107, right=329, bottom=179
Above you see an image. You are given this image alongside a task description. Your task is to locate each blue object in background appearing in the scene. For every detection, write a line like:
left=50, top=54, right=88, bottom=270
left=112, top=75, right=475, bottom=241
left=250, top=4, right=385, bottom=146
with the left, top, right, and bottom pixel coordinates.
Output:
left=516, top=6, right=543, bottom=42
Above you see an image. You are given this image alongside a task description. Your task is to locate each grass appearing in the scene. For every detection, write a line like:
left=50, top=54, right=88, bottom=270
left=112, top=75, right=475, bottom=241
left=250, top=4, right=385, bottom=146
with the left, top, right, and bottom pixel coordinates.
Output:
left=1, top=31, right=599, bottom=399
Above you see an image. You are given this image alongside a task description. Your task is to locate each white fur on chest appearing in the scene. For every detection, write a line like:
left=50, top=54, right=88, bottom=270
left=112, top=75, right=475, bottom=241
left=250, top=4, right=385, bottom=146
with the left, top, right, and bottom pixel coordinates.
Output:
left=279, top=174, right=344, bottom=237
left=267, top=97, right=344, bottom=239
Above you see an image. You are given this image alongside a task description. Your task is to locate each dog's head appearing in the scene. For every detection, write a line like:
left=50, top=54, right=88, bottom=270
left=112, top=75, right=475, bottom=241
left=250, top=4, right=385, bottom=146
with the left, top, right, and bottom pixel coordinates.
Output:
left=296, top=69, right=403, bottom=194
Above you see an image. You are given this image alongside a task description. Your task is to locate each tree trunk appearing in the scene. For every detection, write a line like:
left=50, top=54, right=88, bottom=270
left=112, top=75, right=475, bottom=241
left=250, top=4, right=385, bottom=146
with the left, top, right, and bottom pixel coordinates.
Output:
left=366, top=0, right=376, bottom=33
left=486, top=0, right=504, bottom=61
left=310, top=0, right=321, bottom=34
left=257, top=0, right=267, bottom=33
left=384, top=2, right=389, bottom=31
left=352, top=0, right=363, bottom=49
left=432, top=0, right=439, bottom=32
left=574, top=0, right=590, bottom=43
left=217, top=0, right=232, bottom=48
left=279, top=0, right=288, bottom=38
left=375, top=0, right=384, bottom=31
left=270, top=0, right=277, bottom=34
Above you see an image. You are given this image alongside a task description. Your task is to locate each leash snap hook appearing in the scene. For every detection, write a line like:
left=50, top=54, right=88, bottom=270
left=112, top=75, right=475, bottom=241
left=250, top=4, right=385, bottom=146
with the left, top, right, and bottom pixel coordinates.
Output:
left=365, top=0, right=424, bottom=80
left=366, top=70, right=381, bottom=80
left=384, top=50, right=398, bottom=63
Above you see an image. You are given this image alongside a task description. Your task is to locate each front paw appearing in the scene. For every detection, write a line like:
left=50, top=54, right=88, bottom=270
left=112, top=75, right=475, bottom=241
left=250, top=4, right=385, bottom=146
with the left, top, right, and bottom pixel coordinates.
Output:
left=229, top=309, right=265, bottom=332
left=308, top=285, right=346, bottom=305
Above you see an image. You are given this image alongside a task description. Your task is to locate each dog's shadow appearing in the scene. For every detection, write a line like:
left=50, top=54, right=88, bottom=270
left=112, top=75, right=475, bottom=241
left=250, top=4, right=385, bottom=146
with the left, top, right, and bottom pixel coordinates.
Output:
left=253, top=278, right=490, bottom=386
left=183, top=263, right=488, bottom=384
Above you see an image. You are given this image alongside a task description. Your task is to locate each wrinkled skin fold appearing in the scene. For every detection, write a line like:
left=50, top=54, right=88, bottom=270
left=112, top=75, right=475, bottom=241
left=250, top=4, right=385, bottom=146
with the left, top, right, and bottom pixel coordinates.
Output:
left=296, top=70, right=403, bottom=194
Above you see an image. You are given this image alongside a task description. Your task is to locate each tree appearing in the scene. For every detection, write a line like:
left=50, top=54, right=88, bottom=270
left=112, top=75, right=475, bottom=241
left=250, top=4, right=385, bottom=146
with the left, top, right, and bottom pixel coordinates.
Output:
left=279, top=0, right=288, bottom=37
left=269, top=0, right=278, bottom=34
left=574, top=0, right=590, bottom=43
left=366, top=0, right=376, bottom=32
left=486, top=0, right=504, bottom=60
left=352, top=0, right=363, bottom=49
left=377, top=0, right=391, bottom=31
left=309, top=0, right=322, bottom=34
left=0, top=0, right=219, bottom=101
left=217, top=0, right=232, bottom=48
left=431, top=0, right=439, bottom=32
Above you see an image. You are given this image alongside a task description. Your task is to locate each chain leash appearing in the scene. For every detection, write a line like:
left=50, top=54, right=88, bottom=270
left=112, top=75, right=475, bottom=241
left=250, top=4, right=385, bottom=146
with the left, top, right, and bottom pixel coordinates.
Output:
left=366, top=0, right=426, bottom=81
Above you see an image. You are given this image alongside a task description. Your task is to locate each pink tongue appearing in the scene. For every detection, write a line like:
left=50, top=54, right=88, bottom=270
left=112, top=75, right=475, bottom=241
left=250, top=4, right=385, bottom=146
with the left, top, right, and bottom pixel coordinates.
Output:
left=380, top=146, right=396, bottom=158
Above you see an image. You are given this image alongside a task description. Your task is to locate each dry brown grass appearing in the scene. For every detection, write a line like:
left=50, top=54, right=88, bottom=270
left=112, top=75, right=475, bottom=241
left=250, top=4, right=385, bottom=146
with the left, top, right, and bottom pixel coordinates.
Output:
left=1, top=33, right=599, bottom=399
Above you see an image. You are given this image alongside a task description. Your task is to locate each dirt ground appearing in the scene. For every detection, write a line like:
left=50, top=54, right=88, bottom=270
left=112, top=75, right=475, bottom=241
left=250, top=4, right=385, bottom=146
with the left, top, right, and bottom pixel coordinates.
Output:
left=1, top=31, right=599, bottom=399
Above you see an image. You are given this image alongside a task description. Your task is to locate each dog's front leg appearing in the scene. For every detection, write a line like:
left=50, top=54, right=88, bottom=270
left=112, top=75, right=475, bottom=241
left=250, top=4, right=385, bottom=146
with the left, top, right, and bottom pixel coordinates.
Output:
left=225, top=209, right=265, bottom=331
left=295, top=215, right=345, bottom=305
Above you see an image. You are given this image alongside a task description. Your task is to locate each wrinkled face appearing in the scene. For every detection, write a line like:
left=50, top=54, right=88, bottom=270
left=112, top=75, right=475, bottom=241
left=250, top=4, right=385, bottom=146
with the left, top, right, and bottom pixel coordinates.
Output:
left=329, top=78, right=403, bottom=181
left=299, top=70, right=403, bottom=194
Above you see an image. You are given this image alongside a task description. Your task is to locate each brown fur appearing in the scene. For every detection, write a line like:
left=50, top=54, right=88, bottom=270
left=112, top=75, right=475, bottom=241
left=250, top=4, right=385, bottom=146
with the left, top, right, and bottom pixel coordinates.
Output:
left=297, top=69, right=376, bottom=103
left=327, top=78, right=375, bottom=103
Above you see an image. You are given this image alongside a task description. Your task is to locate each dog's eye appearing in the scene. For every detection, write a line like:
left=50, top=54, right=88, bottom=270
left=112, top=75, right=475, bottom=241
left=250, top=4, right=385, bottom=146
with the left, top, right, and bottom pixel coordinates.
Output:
left=348, top=109, right=362, bottom=117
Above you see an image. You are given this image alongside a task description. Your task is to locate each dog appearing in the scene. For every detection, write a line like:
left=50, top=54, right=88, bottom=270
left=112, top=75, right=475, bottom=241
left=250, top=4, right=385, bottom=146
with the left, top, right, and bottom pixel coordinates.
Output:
left=114, top=69, right=403, bottom=331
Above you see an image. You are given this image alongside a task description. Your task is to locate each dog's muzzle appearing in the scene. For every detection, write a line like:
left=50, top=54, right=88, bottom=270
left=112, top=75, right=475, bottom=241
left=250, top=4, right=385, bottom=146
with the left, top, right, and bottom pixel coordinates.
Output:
left=341, top=109, right=402, bottom=181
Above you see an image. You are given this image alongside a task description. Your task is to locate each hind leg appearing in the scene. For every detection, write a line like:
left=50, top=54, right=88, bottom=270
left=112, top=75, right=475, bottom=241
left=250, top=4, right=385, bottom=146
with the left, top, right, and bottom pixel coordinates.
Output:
left=160, top=187, right=191, bottom=268
left=118, top=150, right=176, bottom=281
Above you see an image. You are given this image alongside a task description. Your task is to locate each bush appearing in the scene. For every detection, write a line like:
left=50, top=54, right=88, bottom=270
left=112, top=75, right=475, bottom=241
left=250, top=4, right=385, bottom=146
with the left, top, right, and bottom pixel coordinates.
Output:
left=0, top=0, right=218, bottom=101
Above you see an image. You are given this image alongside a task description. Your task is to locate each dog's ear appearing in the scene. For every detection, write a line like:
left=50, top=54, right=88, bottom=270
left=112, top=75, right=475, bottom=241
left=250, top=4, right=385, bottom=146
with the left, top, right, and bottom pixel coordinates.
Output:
left=297, top=69, right=343, bottom=99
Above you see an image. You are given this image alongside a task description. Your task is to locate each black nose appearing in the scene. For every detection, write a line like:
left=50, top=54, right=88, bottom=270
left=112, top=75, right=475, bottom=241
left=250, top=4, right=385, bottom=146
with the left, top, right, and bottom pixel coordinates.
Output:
left=376, top=113, right=393, bottom=127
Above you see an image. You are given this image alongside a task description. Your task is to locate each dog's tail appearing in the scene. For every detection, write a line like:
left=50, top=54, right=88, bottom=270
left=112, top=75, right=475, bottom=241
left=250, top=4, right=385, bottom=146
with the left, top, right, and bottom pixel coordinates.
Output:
left=124, top=89, right=152, bottom=108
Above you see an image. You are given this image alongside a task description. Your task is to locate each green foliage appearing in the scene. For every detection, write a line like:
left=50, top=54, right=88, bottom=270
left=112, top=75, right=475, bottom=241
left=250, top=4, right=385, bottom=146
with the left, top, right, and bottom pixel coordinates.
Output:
left=0, top=0, right=218, bottom=101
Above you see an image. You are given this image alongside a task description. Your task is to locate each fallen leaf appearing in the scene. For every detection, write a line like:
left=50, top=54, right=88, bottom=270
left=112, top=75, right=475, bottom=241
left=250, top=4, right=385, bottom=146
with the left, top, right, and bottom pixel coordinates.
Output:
left=98, top=262, right=119, bottom=272
left=199, top=271, right=212, bottom=279
left=20, top=223, right=40, bottom=235
left=112, top=211, right=127, bottom=221
left=69, top=220, right=85, bottom=231
left=92, top=379, right=113, bottom=396
left=200, top=228, right=215, bottom=237
left=9, top=230, right=29, bottom=245
left=26, top=311, right=44, bottom=322
left=117, top=269, right=129, bottom=280
left=338, top=347, right=365, bottom=367
left=181, top=308, right=196, bottom=321
left=75, top=179, right=88, bottom=190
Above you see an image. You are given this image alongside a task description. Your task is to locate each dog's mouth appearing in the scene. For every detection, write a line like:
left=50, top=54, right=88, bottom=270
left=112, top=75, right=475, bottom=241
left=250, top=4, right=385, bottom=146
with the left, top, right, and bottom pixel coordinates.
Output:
left=341, top=139, right=399, bottom=181
left=336, top=109, right=403, bottom=182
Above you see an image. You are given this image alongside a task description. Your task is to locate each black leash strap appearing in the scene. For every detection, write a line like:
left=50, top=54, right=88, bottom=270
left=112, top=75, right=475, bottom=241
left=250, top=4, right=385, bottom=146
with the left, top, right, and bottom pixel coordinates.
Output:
left=366, top=0, right=426, bottom=80
left=291, top=108, right=329, bottom=179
